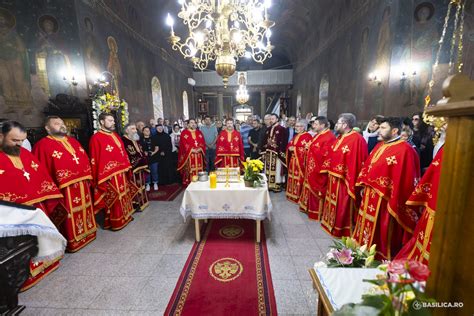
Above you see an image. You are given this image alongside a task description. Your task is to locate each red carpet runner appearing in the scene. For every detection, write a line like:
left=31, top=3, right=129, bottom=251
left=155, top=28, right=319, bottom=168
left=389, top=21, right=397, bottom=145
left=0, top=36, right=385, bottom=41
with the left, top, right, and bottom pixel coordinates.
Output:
left=147, top=183, right=184, bottom=201
left=165, top=219, right=277, bottom=315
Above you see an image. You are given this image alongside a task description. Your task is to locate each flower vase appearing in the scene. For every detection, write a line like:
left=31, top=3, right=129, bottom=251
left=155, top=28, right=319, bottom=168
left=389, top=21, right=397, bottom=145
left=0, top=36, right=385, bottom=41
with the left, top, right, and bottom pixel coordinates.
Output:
left=244, top=180, right=254, bottom=188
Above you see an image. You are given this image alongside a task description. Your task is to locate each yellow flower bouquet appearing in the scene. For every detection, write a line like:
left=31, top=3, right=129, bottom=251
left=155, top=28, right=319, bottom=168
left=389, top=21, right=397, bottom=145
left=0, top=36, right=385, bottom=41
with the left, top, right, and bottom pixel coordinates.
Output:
left=242, top=158, right=264, bottom=187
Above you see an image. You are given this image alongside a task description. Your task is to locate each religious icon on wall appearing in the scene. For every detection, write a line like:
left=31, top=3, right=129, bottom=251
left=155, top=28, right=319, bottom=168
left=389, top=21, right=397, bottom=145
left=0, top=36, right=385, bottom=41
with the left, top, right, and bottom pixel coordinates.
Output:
left=0, top=7, right=32, bottom=108
left=83, top=17, right=104, bottom=82
left=107, top=35, right=122, bottom=97
left=238, top=71, right=247, bottom=86
left=413, top=2, right=439, bottom=103
left=36, top=14, right=71, bottom=98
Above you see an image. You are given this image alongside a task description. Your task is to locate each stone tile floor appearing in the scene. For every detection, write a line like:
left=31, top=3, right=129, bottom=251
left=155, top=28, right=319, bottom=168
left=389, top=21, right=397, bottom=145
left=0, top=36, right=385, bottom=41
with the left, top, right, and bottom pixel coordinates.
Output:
left=19, top=191, right=335, bottom=315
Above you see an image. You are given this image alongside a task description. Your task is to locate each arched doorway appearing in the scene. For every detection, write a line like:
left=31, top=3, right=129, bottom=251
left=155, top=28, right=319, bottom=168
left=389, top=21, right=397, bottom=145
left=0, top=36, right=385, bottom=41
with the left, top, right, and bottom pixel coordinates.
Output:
left=151, top=76, right=164, bottom=120
left=296, top=91, right=302, bottom=118
left=233, top=104, right=253, bottom=122
left=182, top=91, right=189, bottom=119
left=318, top=74, right=329, bottom=116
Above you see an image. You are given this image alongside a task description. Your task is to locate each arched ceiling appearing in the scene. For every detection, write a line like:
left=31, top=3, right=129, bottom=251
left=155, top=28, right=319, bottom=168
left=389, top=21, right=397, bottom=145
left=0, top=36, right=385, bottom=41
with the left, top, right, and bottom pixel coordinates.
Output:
left=130, top=0, right=336, bottom=70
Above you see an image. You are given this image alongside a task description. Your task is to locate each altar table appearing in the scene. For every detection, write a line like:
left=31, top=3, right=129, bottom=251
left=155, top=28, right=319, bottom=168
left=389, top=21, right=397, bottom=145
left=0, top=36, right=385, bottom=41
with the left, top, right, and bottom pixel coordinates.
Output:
left=308, top=267, right=380, bottom=315
left=179, top=179, right=272, bottom=243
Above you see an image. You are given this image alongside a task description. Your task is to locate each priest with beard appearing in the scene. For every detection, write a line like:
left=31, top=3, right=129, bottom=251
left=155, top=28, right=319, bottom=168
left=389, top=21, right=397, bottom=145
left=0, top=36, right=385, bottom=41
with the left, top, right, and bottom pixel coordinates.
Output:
left=262, top=114, right=288, bottom=192
left=33, top=116, right=97, bottom=252
left=122, top=123, right=149, bottom=212
left=285, top=120, right=313, bottom=203
left=215, top=118, right=245, bottom=169
left=89, top=113, right=134, bottom=231
left=0, top=120, right=64, bottom=290
left=320, top=113, right=368, bottom=237
left=299, top=116, right=336, bottom=220
left=352, top=117, right=420, bottom=260
left=177, top=118, right=206, bottom=186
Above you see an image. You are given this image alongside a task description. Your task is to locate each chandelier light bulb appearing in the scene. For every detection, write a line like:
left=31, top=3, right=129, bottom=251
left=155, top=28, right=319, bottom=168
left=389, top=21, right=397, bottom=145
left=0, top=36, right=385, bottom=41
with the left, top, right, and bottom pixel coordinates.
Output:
left=234, top=21, right=240, bottom=28
left=189, top=44, right=197, bottom=56
left=257, top=41, right=265, bottom=50
left=194, top=31, right=205, bottom=44
left=244, top=51, right=252, bottom=58
left=233, top=31, right=242, bottom=43
left=264, top=0, right=272, bottom=8
left=206, top=19, right=212, bottom=28
left=265, top=29, right=272, bottom=39
left=178, top=0, right=185, bottom=4
left=166, top=13, right=174, bottom=27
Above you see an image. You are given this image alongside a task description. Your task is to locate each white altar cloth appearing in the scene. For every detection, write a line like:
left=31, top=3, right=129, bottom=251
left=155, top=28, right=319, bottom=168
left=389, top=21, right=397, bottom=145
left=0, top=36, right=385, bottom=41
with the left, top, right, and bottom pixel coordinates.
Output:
left=179, top=179, right=272, bottom=221
left=313, top=267, right=381, bottom=310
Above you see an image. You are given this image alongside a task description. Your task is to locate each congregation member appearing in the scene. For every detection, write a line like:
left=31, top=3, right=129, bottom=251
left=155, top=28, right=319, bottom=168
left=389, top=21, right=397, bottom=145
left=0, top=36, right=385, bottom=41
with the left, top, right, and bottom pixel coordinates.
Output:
left=320, top=113, right=368, bottom=237
left=154, top=124, right=174, bottom=185
left=215, top=120, right=223, bottom=133
left=149, top=118, right=157, bottom=135
left=136, top=121, right=145, bottom=139
left=200, top=115, right=218, bottom=172
left=285, top=120, right=312, bottom=203
left=286, top=116, right=296, bottom=142
left=261, top=114, right=288, bottom=192
left=122, top=123, right=149, bottom=211
left=395, top=145, right=444, bottom=264
left=177, top=118, right=206, bottom=186
left=299, top=117, right=336, bottom=220
left=352, top=117, right=420, bottom=260
left=140, top=126, right=159, bottom=191
left=248, top=118, right=262, bottom=159
left=215, top=118, right=245, bottom=168
left=240, top=116, right=253, bottom=158
left=33, top=116, right=97, bottom=252
left=163, top=119, right=173, bottom=134
left=362, top=115, right=383, bottom=153
left=412, top=112, right=434, bottom=172
left=89, top=112, right=134, bottom=231
left=0, top=120, right=64, bottom=290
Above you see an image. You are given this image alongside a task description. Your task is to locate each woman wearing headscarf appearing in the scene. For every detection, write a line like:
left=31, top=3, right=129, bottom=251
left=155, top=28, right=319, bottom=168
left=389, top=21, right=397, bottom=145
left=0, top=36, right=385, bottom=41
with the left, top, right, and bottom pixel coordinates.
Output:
left=153, top=124, right=174, bottom=185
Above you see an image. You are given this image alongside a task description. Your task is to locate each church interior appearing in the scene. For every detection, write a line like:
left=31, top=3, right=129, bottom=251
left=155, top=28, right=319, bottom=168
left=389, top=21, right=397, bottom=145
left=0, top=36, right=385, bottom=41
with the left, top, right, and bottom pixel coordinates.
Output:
left=0, top=0, right=473, bottom=315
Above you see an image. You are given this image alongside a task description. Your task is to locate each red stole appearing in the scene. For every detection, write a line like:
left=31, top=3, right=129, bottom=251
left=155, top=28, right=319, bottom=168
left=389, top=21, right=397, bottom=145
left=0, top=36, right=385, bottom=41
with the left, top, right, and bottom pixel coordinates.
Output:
left=89, top=130, right=131, bottom=185
left=0, top=148, right=62, bottom=212
left=352, top=139, right=420, bottom=260
left=299, top=129, right=336, bottom=219
left=33, top=136, right=97, bottom=251
left=89, top=130, right=133, bottom=230
left=178, top=129, right=206, bottom=185
left=320, top=131, right=368, bottom=237
left=395, top=147, right=443, bottom=264
left=285, top=132, right=313, bottom=203
left=215, top=129, right=245, bottom=168
left=33, top=136, right=92, bottom=189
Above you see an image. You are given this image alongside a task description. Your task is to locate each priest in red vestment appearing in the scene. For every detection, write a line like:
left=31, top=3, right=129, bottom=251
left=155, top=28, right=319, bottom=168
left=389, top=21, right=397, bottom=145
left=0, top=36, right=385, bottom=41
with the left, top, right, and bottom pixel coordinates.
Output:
left=215, top=118, right=245, bottom=169
left=89, top=113, right=134, bottom=231
left=320, top=113, right=368, bottom=237
left=177, top=118, right=206, bottom=185
left=299, top=117, right=336, bottom=220
left=286, top=120, right=313, bottom=203
left=0, top=120, right=64, bottom=290
left=261, top=114, right=288, bottom=192
left=395, top=146, right=443, bottom=264
left=33, top=116, right=97, bottom=252
left=352, top=117, right=420, bottom=260
left=122, top=123, right=149, bottom=211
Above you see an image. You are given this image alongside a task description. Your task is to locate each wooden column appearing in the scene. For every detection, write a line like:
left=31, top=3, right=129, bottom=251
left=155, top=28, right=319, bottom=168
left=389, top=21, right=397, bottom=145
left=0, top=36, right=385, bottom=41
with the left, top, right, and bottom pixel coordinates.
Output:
left=425, top=74, right=474, bottom=315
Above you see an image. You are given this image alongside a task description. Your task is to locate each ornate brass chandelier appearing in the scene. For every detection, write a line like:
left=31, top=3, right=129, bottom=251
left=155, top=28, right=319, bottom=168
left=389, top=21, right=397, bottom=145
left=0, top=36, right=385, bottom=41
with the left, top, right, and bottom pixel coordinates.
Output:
left=236, top=85, right=249, bottom=104
left=166, top=0, right=275, bottom=87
